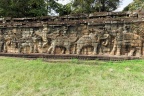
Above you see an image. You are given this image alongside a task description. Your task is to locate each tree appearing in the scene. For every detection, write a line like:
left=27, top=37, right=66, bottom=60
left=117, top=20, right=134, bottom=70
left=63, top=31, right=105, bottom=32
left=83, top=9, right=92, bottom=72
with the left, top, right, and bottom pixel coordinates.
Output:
left=0, top=0, right=47, bottom=17
left=55, top=3, right=72, bottom=16
left=123, top=0, right=144, bottom=11
left=0, top=0, right=122, bottom=17
left=45, top=0, right=72, bottom=16
left=27, top=0, right=47, bottom=17
left=71, top=0, right=121, bottom=14
left=45, top=0, right=60, bottom=15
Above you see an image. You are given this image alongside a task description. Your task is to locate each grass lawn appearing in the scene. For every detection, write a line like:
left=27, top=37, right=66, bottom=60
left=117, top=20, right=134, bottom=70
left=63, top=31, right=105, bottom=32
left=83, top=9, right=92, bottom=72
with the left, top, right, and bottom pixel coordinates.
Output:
left=0, top=57, right=144, bottom=96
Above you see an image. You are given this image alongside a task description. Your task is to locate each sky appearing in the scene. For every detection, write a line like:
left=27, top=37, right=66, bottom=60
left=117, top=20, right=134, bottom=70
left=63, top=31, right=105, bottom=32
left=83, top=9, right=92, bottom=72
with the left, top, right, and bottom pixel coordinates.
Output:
left=115, top=0, right=133, bottom=11
left=58, top=0, right=134, bottom=12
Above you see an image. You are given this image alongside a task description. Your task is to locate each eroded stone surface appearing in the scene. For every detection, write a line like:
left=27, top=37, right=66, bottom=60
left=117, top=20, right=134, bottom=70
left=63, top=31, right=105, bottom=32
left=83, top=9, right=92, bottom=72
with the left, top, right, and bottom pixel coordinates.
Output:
left=0, top=11, right=144, bottom=57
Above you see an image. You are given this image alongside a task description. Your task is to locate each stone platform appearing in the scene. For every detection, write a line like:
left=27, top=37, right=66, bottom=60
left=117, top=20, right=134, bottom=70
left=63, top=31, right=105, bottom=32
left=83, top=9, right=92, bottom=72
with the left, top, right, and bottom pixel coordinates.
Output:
left=0, top=53, right=140, bottom=61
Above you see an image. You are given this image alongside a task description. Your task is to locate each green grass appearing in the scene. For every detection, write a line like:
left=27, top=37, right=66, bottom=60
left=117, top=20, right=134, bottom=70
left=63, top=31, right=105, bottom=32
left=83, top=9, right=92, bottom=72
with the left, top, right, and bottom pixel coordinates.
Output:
left=0, top=57, right=144, bottom=96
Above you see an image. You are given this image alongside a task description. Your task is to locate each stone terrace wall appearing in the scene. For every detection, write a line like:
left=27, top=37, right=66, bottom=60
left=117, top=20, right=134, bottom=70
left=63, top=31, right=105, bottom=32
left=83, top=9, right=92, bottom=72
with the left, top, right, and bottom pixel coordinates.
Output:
left=0, top=11, right=144, bottom=57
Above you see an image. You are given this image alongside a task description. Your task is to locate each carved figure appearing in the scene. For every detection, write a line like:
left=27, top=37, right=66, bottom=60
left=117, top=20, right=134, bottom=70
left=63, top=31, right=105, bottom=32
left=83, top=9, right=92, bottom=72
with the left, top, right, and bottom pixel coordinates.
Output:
left=0, top=30, right=4, bottom=52
left=109, top=27, right=143, bottom=57
left=76, top=29, right=106, bottom=55
left=98, top=33, right=110, bottom=54
left=19, top=37, right=34, bottom=53
left=3, top=32, right=12, bottom=53
left=10, top=29, right=20, bottom=50
left=47, top=31, right=78, bottom=54
left=35, top=26, right=49, bottom=48
left=31, top=32, right=43, bottom=53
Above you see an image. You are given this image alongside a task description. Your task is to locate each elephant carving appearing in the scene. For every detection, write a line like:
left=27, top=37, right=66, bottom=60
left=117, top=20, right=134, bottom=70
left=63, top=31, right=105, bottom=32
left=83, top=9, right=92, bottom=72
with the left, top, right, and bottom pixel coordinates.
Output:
left=31, top=34, right=42, bottom=53
left=109, top=28, right=143, bottom=57
left=47, top=31, right=78, bottom=54
left=35, top=27, right=49, bottom=48
left=76, top=29, right=107, bottom=55
left=19, top=37, right=34, bottom=53
left=3, top=34, right=12, bottom=53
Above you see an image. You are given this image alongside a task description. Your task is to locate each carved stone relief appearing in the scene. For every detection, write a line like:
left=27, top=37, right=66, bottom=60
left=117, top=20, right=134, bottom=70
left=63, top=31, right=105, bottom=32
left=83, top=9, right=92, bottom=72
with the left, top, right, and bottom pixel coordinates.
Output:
left=0, top=11, right=144, bottom=57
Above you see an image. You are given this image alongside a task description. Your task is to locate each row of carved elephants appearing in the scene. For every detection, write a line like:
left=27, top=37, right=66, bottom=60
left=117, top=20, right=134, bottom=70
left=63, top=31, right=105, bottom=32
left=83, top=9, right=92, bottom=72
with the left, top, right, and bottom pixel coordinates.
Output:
left=0, top=26, right=143, bottom=57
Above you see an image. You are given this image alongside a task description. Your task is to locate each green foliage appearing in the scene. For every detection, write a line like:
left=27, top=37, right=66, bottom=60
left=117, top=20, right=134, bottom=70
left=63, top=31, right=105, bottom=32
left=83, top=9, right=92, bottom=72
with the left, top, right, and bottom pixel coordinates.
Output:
left=0, top=0, right=47, bottom=17
left=71, top=0, right=121, bottom=14
left=46, top=0, right=60, bottom=15
left=27, top=0, right=47, bottom=17
left=0, top=0, right=71, bottom=17
left=0, top=0, right=122, bottom=17
left=123, top=0, right=144, bottom=11
left=57, top=3, right=72, bottom=16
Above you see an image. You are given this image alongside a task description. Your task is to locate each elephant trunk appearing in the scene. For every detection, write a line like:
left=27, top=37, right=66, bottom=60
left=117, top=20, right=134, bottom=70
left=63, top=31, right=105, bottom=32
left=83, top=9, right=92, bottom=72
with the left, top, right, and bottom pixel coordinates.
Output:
left=42, top=41, right=48, bottom=48
left=102, top=34, right=110, bottom=46
left=102, top=39, right=109, bottom=46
